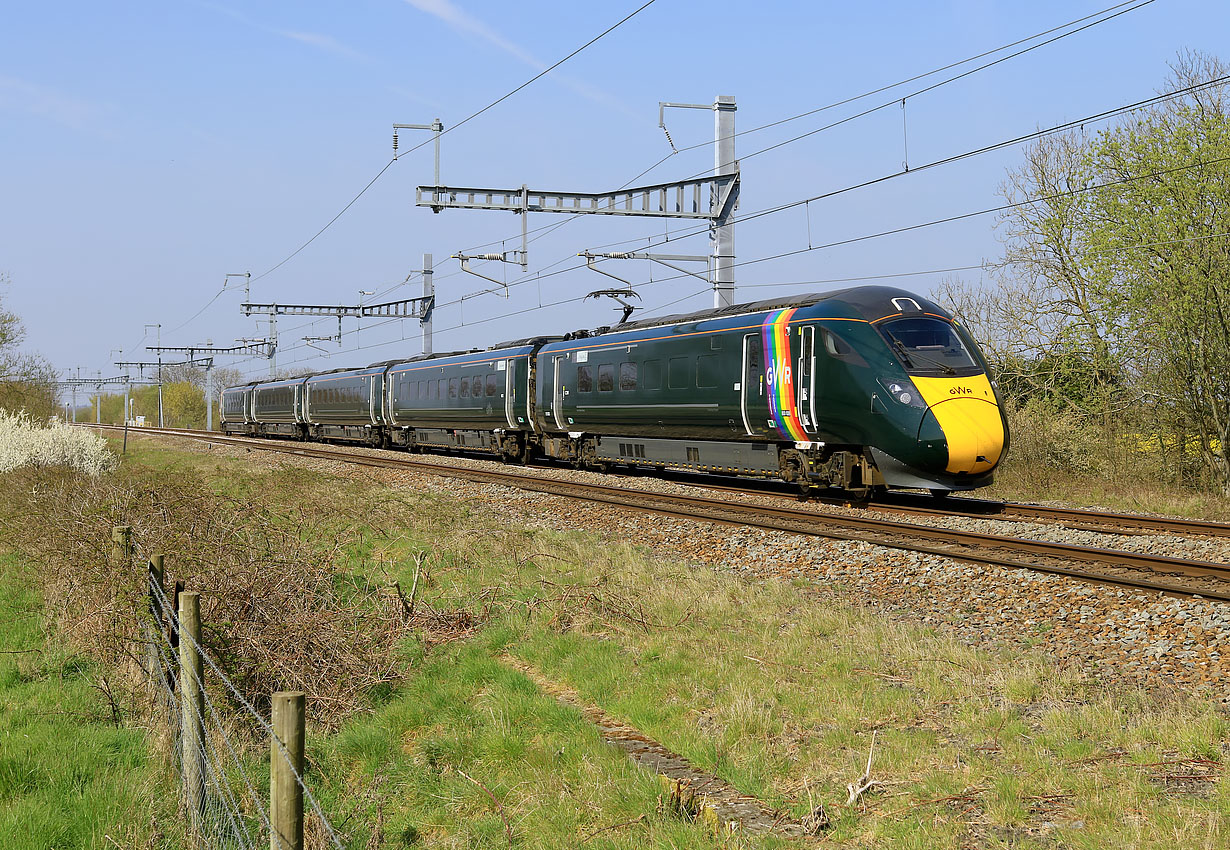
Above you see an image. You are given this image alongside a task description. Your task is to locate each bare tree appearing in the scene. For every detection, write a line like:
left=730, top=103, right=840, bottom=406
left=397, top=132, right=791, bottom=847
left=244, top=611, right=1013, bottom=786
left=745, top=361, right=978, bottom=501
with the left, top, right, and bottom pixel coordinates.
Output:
left=0, top=273, right=57, bottom=420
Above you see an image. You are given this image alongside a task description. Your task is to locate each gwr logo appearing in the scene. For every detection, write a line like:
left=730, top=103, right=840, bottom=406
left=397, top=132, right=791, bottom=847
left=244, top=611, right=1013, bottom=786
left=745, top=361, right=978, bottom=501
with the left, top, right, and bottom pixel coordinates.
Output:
left=949, top=386, right=973, bottom=395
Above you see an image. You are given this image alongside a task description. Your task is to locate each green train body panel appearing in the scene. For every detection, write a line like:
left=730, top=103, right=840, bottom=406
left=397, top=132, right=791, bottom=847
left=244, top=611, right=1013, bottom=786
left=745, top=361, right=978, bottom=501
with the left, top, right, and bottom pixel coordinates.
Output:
left=305, top=366, right=385, bottom=427
left=384, top=344, right=538, bottom=431
left=251, top=379, right=305, bottom=424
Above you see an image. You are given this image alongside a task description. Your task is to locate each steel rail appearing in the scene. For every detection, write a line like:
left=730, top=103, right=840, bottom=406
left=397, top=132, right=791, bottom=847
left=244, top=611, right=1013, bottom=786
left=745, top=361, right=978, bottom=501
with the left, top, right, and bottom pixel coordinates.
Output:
left=90, top=425, right=1230, bottom=602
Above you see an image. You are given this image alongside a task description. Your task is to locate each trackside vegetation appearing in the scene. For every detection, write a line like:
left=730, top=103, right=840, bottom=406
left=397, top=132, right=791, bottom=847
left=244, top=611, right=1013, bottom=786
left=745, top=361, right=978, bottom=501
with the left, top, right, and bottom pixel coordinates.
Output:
left=0, top=557, right=161, bottom=847
left=941, top=52, right=1230, bottom=495
left=4, top=435, right=1225, bottom=848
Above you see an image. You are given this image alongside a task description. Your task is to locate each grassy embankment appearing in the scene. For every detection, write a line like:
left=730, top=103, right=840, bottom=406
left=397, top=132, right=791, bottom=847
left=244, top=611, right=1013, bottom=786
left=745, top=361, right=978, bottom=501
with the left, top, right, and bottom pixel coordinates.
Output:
left=4, top=434, right=1229, bottom=848
left=0, top=556, right=163, bottom=847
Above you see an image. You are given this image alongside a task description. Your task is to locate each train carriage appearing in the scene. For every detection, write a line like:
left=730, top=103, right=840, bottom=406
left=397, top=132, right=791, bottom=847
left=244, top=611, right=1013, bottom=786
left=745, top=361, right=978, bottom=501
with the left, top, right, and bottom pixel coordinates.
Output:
left=384, top=339, right=551, bottom=460
left=220, top=382, right=258, bottom=435
left=251, top=377, right=308, bottom=438
left=304, top=365, right=388, bottom=445
left=534, top=286, right=1007, bottom=492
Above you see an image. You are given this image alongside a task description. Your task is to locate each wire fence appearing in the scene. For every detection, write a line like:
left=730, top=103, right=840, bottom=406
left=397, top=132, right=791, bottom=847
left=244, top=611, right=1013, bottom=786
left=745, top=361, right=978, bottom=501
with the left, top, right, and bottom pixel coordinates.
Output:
left=140, top=551, right=346, bottom=850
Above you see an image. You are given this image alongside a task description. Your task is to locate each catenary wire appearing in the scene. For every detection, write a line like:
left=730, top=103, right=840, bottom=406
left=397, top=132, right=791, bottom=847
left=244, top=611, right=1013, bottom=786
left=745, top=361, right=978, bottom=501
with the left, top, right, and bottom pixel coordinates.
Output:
left=678, top=0, right=1159, bottom=181
left=443, top=0, right=1165, bottom=313
left=224, top=56, right=1229, bottom=372
left=148, top=0, right=1148, bottom=366
left=233, top=215, right=1230, bottom=374
left=252, top=0, right=658, bottom=284
left=661, top=1, right=1152, bottom=163
left=148, top=0, right=661, bottom=359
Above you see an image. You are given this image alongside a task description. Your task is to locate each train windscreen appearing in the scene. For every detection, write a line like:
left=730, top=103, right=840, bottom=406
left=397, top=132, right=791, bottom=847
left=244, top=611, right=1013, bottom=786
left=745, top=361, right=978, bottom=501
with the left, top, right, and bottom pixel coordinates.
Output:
left=878, top=317, right=978, bottom=376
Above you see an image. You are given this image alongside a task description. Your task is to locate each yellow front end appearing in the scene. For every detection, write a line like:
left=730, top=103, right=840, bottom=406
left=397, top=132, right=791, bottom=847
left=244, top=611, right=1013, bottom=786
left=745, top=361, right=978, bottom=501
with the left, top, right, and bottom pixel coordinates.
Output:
left=912, top=374, right=1006, bottom=475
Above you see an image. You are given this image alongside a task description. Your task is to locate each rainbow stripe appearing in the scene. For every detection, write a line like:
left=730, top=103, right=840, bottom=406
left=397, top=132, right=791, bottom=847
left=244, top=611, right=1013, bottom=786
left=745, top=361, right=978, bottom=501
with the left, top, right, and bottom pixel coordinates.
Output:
left=761, top=308, right=808, bottom=441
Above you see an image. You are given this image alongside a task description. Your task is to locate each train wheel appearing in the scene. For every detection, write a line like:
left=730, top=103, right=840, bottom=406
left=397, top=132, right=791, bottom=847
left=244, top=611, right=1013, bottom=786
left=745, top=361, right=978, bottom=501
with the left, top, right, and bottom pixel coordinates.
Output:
left=929, top=488, right=950, bottom=500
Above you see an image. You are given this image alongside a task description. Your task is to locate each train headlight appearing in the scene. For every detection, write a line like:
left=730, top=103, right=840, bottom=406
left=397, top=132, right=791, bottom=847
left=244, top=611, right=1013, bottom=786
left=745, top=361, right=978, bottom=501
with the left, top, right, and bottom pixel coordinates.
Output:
left=878, top=376, right=926, bottom=408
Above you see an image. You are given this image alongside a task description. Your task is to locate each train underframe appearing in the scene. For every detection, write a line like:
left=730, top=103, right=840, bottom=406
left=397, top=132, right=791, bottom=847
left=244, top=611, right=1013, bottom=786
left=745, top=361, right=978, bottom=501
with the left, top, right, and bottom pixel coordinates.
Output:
left=223, top=420, right=895, bottom=494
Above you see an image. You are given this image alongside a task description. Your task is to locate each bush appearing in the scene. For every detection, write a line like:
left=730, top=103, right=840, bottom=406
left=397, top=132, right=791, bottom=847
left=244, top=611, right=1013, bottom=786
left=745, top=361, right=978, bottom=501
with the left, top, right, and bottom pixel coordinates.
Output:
left=0, top=410, right=117, bottom=476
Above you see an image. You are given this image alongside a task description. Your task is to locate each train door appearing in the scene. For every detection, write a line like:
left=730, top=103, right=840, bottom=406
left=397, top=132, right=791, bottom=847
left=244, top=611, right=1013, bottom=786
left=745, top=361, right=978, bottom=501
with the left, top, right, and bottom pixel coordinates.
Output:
left=740, top=334, right=771, bottom=437
left=550, top=354, right=567, bottom=430
left=502, top=360, right=516, bottom=429
left=797, top=326, right=817, bottom=434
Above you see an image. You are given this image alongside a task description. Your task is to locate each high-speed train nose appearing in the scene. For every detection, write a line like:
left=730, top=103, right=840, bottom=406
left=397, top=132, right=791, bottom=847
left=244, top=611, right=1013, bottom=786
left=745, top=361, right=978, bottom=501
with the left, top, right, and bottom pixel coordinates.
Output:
left=911, top=376, right=1006, bottom=475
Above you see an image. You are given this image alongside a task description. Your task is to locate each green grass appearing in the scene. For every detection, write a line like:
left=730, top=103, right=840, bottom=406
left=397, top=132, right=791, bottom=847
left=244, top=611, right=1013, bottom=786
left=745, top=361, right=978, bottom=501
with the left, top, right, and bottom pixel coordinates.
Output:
left=43, top=436, right=1230, bottom=847
left=331, top=487, right=1230, bottom=848
left=0, top=556, right=158, bottom=848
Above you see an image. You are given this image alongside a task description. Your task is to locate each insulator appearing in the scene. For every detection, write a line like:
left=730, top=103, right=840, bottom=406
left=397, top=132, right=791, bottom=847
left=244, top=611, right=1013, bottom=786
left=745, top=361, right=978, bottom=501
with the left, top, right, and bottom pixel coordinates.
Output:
left=392, top=132, right=398, bottom=152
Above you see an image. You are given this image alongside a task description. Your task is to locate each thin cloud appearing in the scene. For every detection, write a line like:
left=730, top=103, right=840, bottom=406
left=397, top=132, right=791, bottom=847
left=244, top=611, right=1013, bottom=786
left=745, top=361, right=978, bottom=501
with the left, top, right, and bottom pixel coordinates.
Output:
left=404, top=0, right=542, bottom=68
left=278, top=30, right=373, bottom=64
left=193, top=1, right=374, bottom=65
left=0, top=75, right=103, bottom=130
left=402, top=0, right=636, bottom=116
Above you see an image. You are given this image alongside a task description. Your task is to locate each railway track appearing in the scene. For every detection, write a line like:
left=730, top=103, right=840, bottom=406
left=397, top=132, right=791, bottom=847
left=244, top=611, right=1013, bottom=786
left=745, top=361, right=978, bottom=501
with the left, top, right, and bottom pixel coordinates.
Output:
left=90, top=424, right=1230, bottom=602
left=639, top=470, right=1230, bottom=539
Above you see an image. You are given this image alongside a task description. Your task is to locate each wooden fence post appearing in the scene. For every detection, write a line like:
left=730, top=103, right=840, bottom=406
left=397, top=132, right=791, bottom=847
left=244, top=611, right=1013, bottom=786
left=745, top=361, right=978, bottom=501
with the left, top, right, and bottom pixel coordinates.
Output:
left=178, top=591, right=205, bottom=832
left=271, top=691, right=306, bottom=850
left=110, top=525, right=132, bottom=568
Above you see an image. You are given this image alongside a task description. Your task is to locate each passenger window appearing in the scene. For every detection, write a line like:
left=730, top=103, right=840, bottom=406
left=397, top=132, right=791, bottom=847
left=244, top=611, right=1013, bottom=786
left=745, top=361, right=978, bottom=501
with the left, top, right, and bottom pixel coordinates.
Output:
left=438, top=379, right=446, bottom=399
left=668, top=356, right=690, bottom=389
left=642, top=359, right=662, bottom=390
left=619, top=361, right=637, bottom=391
left=577, top=364, right=593, bottom=393
left=598, top=364, right=615, bottom=392
left=486, top=373, right=498, bottom=396
left=696, top=354, right=718, bottom=388
left=448, top=377, right=459, bottom=399
left=460, top=376, right=470, bottom=398
left=472, top=375, right=483, bottom=398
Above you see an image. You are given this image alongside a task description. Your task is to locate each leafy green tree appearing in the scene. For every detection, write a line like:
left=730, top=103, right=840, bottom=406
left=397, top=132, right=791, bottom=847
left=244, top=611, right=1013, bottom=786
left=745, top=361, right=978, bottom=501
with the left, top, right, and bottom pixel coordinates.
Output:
left=1080, top=52, right=1230, bottom=487
left=162, top=381, right=205, bottom=428
left=943, top=52, right=1230, bottom=489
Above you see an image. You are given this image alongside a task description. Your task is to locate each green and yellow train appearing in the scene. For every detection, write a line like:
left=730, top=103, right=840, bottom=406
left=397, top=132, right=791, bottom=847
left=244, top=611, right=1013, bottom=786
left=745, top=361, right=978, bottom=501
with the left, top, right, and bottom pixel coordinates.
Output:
left=221, top=285, right=1009, bottom=495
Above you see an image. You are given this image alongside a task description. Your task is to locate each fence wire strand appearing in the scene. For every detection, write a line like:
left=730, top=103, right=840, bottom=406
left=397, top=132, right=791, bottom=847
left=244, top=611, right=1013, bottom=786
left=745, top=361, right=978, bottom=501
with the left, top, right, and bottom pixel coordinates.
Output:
left=144, top=577, right=346, bottom=849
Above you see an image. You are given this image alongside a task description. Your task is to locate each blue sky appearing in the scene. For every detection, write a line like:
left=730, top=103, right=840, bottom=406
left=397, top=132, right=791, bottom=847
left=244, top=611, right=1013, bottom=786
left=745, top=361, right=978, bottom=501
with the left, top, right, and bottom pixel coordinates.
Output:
left=2, top=0, right=1226, bottom=389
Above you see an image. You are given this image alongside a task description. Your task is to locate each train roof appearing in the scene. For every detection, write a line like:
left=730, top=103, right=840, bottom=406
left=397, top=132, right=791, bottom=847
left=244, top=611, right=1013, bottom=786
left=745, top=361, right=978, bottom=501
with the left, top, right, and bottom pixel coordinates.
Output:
left=488, top=335, right=564, bottom=350
left=568, top=285, right=946, bottom=339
